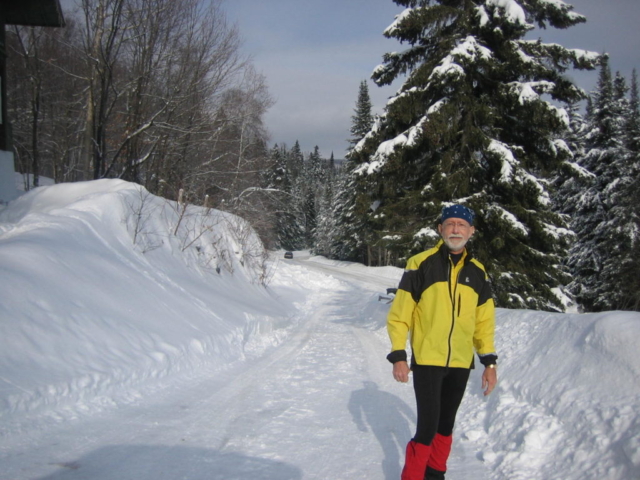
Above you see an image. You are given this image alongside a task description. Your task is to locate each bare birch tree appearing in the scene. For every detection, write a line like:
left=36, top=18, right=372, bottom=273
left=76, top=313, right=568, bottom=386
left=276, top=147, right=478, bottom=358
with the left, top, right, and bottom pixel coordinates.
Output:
left=6, top=0, right=279, bottom=245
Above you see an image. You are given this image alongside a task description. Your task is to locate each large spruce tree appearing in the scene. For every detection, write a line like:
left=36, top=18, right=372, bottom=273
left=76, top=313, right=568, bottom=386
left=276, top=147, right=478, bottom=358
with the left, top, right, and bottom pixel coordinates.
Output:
left=350, top=0, right=600, bottom=310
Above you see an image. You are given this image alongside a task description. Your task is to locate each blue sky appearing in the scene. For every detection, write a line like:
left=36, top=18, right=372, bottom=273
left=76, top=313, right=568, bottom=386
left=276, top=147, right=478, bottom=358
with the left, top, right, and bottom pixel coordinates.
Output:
left=225, top=0, right=404, bottom=159
left=225, top=0, right=640, bottom=159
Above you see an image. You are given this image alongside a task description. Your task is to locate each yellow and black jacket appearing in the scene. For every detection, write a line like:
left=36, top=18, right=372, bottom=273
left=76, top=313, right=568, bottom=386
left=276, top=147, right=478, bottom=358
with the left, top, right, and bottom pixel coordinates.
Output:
left=387, top=241, right=496, bottom=369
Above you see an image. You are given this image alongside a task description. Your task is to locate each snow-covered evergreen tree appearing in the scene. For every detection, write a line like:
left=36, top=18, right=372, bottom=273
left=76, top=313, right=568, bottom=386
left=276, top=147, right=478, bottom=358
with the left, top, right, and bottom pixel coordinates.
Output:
left=266, top=144, right=305, bottom=251
left=328, top=152, right=336, bottom=179
left=307, top=146, right=326, bottom=186
left=625, top=70, right=640, bottom=154
left=309, top=150, right=339, bottom=255
left=567, top=60, right=637, bottom=311
left=332, top=81, right=377, bottom=262
left=288, top=141, right=305, bottom=181
left=621, top=70, right=640, bottom=310
left=350, top=0, right=600, bottom=310
left=292, top=147, right=323, bottom=249
left=331, top=172, right=358, bottom=260
left=302, top=187, right=317, bottom=248
left=553, top=99, right=593, bottom=217
left=313, top=173, right=336, bottom=255
left=349, top=81, right=374, bottom=147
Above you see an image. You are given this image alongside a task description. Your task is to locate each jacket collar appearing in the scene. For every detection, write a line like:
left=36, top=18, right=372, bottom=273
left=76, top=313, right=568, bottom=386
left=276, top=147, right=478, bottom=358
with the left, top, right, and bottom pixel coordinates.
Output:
left=436, top=239, right=472, bottom=265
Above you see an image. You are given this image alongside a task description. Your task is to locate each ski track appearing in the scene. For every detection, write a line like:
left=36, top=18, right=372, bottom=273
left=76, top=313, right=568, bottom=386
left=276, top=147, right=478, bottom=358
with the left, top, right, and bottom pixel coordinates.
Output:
left=0, top=260, right=492, bottom=480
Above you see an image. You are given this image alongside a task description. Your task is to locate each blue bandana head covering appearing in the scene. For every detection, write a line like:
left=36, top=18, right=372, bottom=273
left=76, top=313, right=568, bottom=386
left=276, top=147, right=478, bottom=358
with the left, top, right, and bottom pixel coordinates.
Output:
left=440, top=204, right=475, bottom=226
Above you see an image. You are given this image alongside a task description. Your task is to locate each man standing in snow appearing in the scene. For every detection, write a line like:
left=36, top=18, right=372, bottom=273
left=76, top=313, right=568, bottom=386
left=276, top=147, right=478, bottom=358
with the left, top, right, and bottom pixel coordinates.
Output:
left=387, top=204, right=498, bottom=480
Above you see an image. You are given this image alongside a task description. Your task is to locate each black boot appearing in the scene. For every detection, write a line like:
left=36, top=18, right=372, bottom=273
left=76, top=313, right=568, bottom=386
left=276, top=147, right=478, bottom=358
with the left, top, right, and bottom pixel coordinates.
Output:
left=424, top=466, right=445, bottom=480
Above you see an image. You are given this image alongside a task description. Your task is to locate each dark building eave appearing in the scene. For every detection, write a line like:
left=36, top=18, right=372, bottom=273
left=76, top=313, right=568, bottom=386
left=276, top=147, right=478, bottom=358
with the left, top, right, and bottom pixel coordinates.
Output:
left=3, top=0, right=65, bottom=28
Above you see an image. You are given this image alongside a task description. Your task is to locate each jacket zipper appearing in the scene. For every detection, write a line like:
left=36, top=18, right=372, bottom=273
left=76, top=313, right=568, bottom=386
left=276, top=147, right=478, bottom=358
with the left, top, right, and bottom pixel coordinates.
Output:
left=446, top=263, right=461, bottom=367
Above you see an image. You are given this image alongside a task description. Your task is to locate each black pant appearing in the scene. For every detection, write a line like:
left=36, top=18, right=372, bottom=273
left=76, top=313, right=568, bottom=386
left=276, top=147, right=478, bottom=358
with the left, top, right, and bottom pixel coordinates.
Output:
left=411, top=365, right=470, bottom=445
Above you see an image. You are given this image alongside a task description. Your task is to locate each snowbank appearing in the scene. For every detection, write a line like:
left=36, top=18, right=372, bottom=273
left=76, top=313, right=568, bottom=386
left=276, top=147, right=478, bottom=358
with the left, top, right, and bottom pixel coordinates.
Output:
left=0, top=180, right=292, bottom=434
left=478, top=309, right=640, bottom=479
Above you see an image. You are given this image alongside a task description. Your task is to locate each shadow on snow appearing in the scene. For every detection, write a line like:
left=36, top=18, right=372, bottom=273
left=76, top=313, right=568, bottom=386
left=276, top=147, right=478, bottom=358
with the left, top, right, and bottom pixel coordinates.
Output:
left=349, top=381, right=415, bottom=480
left=35, top=444, right=302, bottom=480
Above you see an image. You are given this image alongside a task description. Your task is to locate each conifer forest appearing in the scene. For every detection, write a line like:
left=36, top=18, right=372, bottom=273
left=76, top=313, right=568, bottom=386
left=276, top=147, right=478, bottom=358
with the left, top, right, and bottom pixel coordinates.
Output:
left=6, top=0, right=640, bottom=313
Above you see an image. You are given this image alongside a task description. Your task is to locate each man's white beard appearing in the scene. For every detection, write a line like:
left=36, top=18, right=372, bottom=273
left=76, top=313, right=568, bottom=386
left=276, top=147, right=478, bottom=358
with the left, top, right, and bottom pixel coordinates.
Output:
left=443, top=235, right=468, bottom=252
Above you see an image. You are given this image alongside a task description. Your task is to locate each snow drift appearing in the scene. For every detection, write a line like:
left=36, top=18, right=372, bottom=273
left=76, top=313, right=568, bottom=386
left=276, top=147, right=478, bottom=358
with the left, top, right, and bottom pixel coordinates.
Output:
left=0, top=180, right=290, bottom=435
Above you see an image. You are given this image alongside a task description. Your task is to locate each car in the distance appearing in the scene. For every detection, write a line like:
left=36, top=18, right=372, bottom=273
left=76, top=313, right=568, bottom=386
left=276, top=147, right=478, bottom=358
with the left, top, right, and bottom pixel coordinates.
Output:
left=284, top=251, right=293, bottom=259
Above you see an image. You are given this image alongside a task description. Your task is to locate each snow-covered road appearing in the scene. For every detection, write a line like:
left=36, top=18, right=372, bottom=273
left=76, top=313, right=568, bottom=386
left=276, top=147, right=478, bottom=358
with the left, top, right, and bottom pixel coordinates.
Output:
left=1, top=255, right=492, bottom=480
